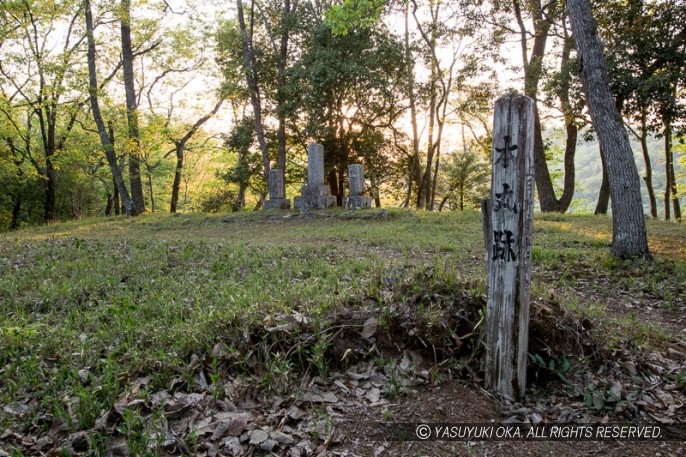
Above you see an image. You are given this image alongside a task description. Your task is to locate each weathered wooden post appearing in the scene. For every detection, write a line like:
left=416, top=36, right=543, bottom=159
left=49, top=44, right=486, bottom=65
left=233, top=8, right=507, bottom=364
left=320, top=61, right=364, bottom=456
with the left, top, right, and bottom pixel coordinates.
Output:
left=485, top=93, right=535, bottom=400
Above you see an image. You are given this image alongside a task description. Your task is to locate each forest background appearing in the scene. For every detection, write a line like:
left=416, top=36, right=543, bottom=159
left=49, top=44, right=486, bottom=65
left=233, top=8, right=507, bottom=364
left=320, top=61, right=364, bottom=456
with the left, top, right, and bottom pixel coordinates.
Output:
left=1, top=0, right=684, bottom=229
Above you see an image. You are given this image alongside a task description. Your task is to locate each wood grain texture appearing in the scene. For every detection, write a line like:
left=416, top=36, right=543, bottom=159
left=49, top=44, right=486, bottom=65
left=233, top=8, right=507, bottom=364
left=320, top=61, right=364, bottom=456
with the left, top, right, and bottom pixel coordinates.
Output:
left=485, top=94, right=535, bottom=400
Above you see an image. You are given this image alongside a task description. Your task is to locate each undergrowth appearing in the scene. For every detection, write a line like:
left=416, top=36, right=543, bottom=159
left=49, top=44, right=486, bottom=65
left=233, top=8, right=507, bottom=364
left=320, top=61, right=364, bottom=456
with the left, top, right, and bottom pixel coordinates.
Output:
left=0, top=209, right=684, bottom=453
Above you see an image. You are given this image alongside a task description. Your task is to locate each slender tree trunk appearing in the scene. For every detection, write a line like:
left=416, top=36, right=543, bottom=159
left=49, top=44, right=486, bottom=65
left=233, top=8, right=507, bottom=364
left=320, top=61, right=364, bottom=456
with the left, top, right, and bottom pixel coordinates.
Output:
left=370, top=172, right=381, bottom=208
left=237, top=181, right=248, bottom=210
left=275, top=0, right=298, bottom=196
left=568, top=0, right=649, bottom=258
left=146, top=165, right=155, bottom=212
left=108, top=121, right=121, bottom=215
left=11, top=197, right=21, bottom=230
left=556, top=30, right=577, bottom=211
left=237, top=0, right=271, bottom=184
left=121, top=0, right=145, bottom=213
left=168, top=98, right=224, bottom=213
left=636, top=113, right=658, bottom=218
left=430, top=141, right=441, bottom=210
left=44, top=158, right=56, bottom=222
left=338, top=167, right=345, bottom=207
left=594, top=147, right=610, bottom=215
left=515, top=0, right=562, bottom=212
left=665, top=120, right=681, bottom=221
left=170, top=145, right=183, bottom=213
left=85, top=0, right=134, bottom=216
left=438, top=194, right=449, bottom=211
left=118, top=155, right=126, bottom=214
left=665, top=132, right=671, bottom=221
left=414, top=0, right=438, bottom=209
left=106, top=193, right=114, bottom=216
left=403, top=1, right=421, bottom=208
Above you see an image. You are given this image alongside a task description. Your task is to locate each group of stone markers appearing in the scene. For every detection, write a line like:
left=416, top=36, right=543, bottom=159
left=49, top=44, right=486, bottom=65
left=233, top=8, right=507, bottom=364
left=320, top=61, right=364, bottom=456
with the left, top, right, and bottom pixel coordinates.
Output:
left=263, top=143, right=372, bottom=211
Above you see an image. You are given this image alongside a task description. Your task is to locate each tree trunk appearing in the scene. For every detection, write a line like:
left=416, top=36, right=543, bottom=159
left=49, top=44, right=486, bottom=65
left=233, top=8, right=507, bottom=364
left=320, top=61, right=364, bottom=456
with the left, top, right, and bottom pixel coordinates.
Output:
left=168, top=98, right=224, bottom=213
left=85, top=0, right=134, bottom=216
left=665, top=120, right=681, bottom=221
left=635, top=113, right=658, bottom=218
left=237, top=0, right=271, bottom=185
left=44, top=157, right=56, bottom=222
left=594, top=146, right=610, bottom=215
left=170, top=145, right=183, bottom=213
left=121, top=0, right=145, bottom=214
left=106, top=193, right=114, bottom=216
left=514, top=0, right=562, bottom=213
left=108, top=121, right=121, bottom=215
left=438, top=194, right=449, bottom=211
left=404, top=1, right=421, bottom=208
left=568, top=0, right=649, bottom=258
left=556, top=31, right=577, bottom=212
left=275, top=0, right=298, bottom=196
left=11, top=197, right=21, bottom=230
left=430, top=141, right=441, bottom=210
left=146, top=165, right=155, bottom=212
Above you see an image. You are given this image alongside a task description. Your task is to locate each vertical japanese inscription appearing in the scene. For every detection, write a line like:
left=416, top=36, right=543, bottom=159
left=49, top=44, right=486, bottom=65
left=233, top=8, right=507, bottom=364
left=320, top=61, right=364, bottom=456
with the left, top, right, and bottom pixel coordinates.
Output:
left=492, top=229, right=517, bottom=261
left=485, top=94, right=535, bottom=401
left=494, top=183, right=518, bottom=214
left=495, top=135, right=518, bottom=169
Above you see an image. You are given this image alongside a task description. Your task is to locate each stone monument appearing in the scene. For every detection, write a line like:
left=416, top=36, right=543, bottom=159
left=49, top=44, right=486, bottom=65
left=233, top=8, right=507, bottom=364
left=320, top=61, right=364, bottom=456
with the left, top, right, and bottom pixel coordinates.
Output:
left=294, top=144, right=336, bottom=210
left=264, top=169, right=291, bottom=209
left=343, top=164, right=372, bottom=209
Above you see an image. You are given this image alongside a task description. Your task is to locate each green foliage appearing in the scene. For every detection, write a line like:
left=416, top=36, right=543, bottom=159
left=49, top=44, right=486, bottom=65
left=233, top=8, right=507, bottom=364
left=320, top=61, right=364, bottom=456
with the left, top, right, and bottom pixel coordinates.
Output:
left=324, top=0, right=386, bottom=35
left=438, top=149, right=490, bottom=211
left=598, top=0, right=686, bottom=132
left=287, top=20, right=406, bottom=193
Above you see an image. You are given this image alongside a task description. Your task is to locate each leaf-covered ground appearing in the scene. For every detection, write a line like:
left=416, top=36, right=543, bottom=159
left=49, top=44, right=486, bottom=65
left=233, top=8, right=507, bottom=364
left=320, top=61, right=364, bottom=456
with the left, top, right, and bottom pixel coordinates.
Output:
left=0, top=209, right=684, bottom=456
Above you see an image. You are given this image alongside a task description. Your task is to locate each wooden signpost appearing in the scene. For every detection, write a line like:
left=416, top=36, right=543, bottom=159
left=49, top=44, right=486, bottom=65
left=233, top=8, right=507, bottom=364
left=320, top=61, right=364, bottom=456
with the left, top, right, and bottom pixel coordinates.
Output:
left=485, top=93, right=535, bottom=400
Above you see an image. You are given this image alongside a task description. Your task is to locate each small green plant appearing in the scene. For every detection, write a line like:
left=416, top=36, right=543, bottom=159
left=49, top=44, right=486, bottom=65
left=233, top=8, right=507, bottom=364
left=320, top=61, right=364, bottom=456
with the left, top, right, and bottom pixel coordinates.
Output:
left=529, top=353, right=573, bottom=385
left=261, top=350, right=293, bottom=393
left=308, top=330, right=333, bottom=380
left=208, top=357, right=223, bottom=399
left=120, top=409, right=148, bottom=455
left=384, top=363, right=405, bottom=400
left=676, top=371, right=686, bottom=391
left=381, top=407, right=394, bottom=421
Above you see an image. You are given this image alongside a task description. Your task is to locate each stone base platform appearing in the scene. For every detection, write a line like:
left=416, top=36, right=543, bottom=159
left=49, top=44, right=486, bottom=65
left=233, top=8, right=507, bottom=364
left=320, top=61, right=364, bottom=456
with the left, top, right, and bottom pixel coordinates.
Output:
left=343, top=196, right=373, bottom=210
left=264, top=199, right=291, bottom=210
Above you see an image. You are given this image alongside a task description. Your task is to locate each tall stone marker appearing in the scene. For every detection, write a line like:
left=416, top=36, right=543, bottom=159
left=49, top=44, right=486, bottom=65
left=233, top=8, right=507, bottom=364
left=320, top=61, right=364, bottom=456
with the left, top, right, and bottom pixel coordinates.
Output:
left=294, top=144, right=336, bottom=210
left=343, top=164, right=372, bottom=209
left=264, top=169, right=291, bottom=209
left=485, top=93, right=535, bottom=400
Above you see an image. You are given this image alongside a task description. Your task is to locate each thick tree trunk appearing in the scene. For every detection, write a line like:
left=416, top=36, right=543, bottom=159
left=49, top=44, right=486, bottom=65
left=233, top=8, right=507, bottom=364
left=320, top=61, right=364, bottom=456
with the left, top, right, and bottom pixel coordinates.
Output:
left=568, top=0, right=649, bottom=258
left=85, top=0, right=134, bottom=216
left=121, top=0, right=145, bottom=214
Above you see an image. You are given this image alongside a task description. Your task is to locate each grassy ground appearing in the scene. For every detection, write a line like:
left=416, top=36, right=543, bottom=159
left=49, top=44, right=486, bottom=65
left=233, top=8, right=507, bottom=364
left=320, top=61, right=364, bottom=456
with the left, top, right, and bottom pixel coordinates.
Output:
left=1, top=209, right=684, bottom=455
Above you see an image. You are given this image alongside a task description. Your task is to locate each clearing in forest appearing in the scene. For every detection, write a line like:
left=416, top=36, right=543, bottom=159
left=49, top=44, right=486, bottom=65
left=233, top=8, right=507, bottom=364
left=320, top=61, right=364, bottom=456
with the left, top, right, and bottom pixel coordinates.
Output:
left=0, top=210, right=684, bottom=456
